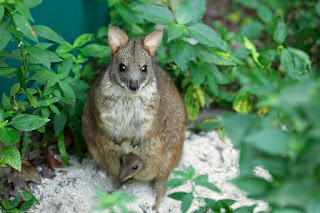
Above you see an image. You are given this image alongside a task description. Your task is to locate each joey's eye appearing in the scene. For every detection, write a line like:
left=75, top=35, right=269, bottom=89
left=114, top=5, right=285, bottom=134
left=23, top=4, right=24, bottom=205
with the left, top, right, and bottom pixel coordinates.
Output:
left=119, top=63, right=126, bottom=72
left=141, top=65, right=147, bottom=73
left=120, top=158, right=123, bottom=164
left=132, top=165, right=138, bottom=170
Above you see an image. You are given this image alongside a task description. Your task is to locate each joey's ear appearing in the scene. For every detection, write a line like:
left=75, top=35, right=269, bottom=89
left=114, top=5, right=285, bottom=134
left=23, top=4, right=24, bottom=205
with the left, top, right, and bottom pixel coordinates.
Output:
left=108, top=26, right=129, bottom=54
left=144, top=30, right=163, bottom=56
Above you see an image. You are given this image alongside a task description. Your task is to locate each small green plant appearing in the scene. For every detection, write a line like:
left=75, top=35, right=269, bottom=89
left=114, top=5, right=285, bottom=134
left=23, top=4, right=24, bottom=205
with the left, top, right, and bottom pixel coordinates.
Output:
left=164, top=166, right=257, bottom=213
left=92, top=190, right=136, bottom=213
left=0, top=178, right=39, bottom=213
left=0, top=0, right=111, bottom=171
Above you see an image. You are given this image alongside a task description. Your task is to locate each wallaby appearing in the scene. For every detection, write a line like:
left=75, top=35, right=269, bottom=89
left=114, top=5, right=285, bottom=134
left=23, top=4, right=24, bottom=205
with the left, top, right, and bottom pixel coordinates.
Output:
left=119, top=152, right=143, bottom=182
left=82, top=26, right=186, bottom=211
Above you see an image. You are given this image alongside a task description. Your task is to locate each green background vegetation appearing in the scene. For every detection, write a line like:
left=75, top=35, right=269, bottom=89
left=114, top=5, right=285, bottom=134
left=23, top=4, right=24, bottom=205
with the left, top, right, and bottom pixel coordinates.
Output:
left=0, top=0, right=319, bottom=212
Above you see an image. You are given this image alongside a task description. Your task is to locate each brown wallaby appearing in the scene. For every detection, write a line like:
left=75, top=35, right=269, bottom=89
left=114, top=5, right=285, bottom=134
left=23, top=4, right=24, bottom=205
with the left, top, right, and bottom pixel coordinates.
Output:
left=82, top=26, right=186, bottom=211
left=119, top=152, right=143, bottom=182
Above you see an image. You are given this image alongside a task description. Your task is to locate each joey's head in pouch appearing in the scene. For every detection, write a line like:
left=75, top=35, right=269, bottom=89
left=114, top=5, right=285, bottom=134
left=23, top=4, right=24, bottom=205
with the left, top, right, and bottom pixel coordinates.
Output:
left=119, top=153, right=144, bottom=182
left=107, top=27, right=163, bottom=95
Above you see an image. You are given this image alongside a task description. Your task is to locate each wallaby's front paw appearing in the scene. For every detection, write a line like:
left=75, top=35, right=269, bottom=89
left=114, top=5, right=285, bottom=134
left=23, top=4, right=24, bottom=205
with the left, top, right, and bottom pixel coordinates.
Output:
left=130, top=136, right=141, bottom=148
left=113, top=136, right=124, bottom=146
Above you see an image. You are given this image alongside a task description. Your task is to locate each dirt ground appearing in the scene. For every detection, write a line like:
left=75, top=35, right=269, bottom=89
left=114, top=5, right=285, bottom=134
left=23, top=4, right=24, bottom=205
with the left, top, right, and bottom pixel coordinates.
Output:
left=28, top=130, right=269, bottom=213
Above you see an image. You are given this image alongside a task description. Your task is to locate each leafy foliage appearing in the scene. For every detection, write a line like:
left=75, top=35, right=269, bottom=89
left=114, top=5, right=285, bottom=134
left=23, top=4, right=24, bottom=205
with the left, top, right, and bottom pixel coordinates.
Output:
left=92, top=190, right=135, bottom=213
left=165, top=166, right=256, bottom=213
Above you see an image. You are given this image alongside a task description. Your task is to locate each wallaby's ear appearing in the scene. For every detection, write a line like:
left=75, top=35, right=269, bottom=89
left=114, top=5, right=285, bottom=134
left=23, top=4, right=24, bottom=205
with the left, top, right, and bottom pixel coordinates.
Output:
left=144, top=30, right=163, bottom=56
left=108, top=26, right=129, bottom=54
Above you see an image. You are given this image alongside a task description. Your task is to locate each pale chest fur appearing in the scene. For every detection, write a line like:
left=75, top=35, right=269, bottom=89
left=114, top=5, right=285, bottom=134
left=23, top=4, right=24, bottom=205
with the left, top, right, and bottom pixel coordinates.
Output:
left=100, top=81, right=157, bottom=139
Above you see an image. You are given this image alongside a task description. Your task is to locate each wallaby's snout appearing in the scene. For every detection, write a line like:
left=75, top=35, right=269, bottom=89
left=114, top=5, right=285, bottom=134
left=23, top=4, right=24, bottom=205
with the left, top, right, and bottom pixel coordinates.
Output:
left=128, top=79, right=139, bottom=92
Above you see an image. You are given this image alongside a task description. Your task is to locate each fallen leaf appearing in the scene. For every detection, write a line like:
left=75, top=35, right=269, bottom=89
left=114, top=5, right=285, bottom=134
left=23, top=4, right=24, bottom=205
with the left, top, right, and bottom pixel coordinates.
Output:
left=64, top=129, right=74, bottom=150
left=44, top=147, right=56, bottom=172
left=13, top=161, right=41, bottom=183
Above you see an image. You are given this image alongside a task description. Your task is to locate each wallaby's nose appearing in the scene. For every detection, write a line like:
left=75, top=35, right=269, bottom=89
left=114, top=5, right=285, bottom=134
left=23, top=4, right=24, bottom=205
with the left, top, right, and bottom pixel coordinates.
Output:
left=129, top=79, right=139, bottom=92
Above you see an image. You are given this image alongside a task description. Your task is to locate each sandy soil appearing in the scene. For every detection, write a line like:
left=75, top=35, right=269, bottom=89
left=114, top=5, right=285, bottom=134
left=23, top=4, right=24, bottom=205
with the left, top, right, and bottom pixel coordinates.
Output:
left=29, top=131, right=269, bottom=213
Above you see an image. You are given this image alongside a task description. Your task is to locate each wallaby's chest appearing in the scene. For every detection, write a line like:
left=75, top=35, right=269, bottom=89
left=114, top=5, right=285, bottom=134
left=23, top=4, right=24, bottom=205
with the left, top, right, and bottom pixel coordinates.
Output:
left=103, top=95, right=146, bottom=138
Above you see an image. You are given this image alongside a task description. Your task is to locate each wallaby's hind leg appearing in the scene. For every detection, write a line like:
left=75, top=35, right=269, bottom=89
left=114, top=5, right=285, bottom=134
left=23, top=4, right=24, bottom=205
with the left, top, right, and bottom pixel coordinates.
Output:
left=152, top=154, right=177, bottom=212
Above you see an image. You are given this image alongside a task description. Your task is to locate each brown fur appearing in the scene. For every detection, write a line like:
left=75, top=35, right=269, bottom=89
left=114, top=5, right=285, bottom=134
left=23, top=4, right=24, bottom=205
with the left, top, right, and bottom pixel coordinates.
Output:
left=82, top=27, right=186, bottom=211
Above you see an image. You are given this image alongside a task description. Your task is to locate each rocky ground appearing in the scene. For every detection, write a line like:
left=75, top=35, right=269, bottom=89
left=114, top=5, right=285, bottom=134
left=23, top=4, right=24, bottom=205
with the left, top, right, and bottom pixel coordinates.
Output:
left=28, top=131, right=269, bottom=213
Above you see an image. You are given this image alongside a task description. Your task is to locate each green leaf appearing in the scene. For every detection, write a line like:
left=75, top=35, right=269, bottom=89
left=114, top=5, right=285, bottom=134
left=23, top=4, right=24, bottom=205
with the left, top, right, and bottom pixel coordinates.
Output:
left=188, top=23, right=225, bottom=51
left=73, top=33, right=94, bottom=48
left=15, top=0, right=34, bottom=22
left=57, top=57, right=73, bottom=80
left=0, top=21, right=11, bottom=52
left=184, top=85, right=199, bottom=120
left=219, top=113, right=256, bottom=146
left=25, top=0, right=42, bottom=8
left=273, top=18, right=287, bottom=43
left=133, top=4, right=173, bottom=25
left=164, top=177, right=187, bottom=188
left=23, top=191, right=40, bottom=205
left=205, top=198, right=220, bottom=212
left=181, top=193, right=193, bottom=213
left=17, top=66, right=27, bottom=92
left=80, top=44, right=110, bottom=58
left=108, top=0, right=118, bottom=7
left=2, top=199, right=10, bottom=209
left=273, top=209, right=304, bottom=213
left=194, top=174, right=220, bottom=192
left=49, top=104, right=60, bottom=115
left=233, top=94, right=253, bottom=114
left=59, top=81, right=76, bottom=102
left=196, top=119, right=222, bottom=131
left=56, top=43, right=73, bottom=57
left=19, top=198, right=35, bottom=211
left=58, top=130, right=70, bottom=166
left=0, top=64, right=16, bottom=77
left=168, top=192, right=188, bottom=201
left=54, top=110, right=67, bottom=136
left=230, top=176, right=269, bottom=197
left=280, top=48, right=298, bottom=79
left=41, top=106, right=50, bottom=118
left=176, top=1, right=193, bottom=24
left=196, top=46, right=234, bottom=65
left=245, top=129, right=291, bottom=156
left=257, top=4, right=273, bottom=23
left=238, top=21, right=264, bottom=39
left=10, top=84, right=20, bottom=97
left=63, top=77, right=90, bottom=90
left=0, top=105, right=4, bottom=122
left=27, top=46, right=62, bottom=69
left=0, top=127, right=19, bottom=145
left=1, top=146, right=21, bottom=171
left=0, top=4, right=4, bottom=21
left=10, top=196, right=21, bottom=209
left=2, top=93, right=12, bottom=110
left=186, top=165, right=195, bottom=179
left=27, top=93, right=37, bottom=108
left=185, top=0, right=206, bottom=25
left=172, top=170, right=188, bottom=178
left=191, top=63, right=206, bottom=87
left=35, top=42, right=53, bottom=50
left=31, top=68, right=59, bottom=84
left=316, top=2, right=320, bottom=16
left=33, top=25, right=65, bottom=44
left=169, top=40, right=194, bottom=71
left=167, top=24, right=184, bottom=43
left=13, top=12, right=38, bottom=42
left=9, top=114, right=49, bottom=131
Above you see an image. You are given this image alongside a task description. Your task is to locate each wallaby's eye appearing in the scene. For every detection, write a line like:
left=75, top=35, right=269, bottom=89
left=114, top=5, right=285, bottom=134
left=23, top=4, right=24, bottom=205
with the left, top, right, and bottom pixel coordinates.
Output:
left=119, top=63, right=126, bottom=72
left=132, top=165, right=138, bottom=170
left=141, top=65, right=147, bottom=73
left=120, top=158, right=123, bottom=164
